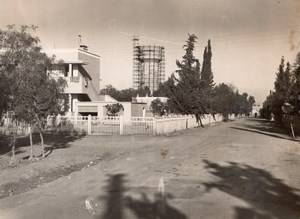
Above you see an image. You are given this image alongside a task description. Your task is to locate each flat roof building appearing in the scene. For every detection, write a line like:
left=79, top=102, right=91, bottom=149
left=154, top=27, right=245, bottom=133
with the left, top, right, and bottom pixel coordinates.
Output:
left=46, top=46, right=102, bottom=115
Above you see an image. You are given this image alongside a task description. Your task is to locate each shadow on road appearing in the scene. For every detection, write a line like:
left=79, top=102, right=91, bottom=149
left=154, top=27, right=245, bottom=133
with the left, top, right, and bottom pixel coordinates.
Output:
left=231, top=118, right=297, bottom=142
left=0, top=133, right=85, bottom=157
left=99, top=174, right=127, bottom=219
left=202, top=160, right=300, bottom=219
left=43, top=134, right=85, bottom=157
left=98, top=174, right=187, bottom=219
left=231, top=127, right=288, bottom=141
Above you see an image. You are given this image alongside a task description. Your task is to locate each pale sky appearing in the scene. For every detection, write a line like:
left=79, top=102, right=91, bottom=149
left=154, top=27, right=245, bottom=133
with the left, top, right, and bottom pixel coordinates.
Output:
left=1, top=0, right=300, bottom=103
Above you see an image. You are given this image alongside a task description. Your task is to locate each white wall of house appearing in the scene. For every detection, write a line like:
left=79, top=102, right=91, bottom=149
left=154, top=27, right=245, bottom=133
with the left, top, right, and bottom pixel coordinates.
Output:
left=74, top=101, right=132, bottom=121
left=47, top=48, right=102, bottom=115
left=121, top=102, right=132, bottom=121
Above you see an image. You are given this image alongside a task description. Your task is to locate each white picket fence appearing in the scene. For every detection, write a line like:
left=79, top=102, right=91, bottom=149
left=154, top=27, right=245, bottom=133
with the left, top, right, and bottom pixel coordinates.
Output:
left=46, top=113, right=235, bottom=135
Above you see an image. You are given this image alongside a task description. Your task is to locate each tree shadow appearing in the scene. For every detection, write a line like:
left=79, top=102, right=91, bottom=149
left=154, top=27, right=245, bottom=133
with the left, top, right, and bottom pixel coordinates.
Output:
left=202, top=160, right=300, bottom=219
left=0, top=134, right=14, bottom=155
left=243, top=118, right=288, bottom=135
left=97, top=174, right=188, bottom=219
left=230, top=127, right=288, bottom=141
left=243, top=118, right=288, bottom=132
left=245, top=118, right=274, bottom=124
left=99, top=174, right=127, bottom=219
left=0, top=134, right=30, bottom=156
left=0, top=133, right=85, bottom=157
left=231, top=118, right=298, bottom=141
left=125, top=192, right=187, bottom=219
left=233, top=206, right=272, bottom=219
left=43, top=134, right=86, bottom=157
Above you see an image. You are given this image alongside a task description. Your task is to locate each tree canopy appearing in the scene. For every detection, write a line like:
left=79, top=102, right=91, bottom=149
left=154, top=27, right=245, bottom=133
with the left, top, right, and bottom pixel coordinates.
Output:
left=100, top=84, right=151, bottom=101
left=169, top=34, right=204, bottom=119
left=0, top=25, right=67, bottom=159
left=149, top=34, right=255, bottom=122
left=150, top=98, right=168, bottom=116
left=201, top=39, right=214, bottom=89
left=105, top=103, right=124, bottom=116
left=213, top=83, right=255, bottom=119
left=261, top=57, right=294, bottom=124
left=261, top=54, right=300, bottom=125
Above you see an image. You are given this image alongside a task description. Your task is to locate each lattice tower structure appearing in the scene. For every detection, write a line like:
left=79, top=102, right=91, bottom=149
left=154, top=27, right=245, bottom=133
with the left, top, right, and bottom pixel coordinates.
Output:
left=132, top=37, right=165, bottom=94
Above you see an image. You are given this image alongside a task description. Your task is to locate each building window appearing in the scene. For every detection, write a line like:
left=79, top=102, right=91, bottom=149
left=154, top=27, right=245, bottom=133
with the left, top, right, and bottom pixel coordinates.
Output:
left=64, top=65, right=69, bottom=77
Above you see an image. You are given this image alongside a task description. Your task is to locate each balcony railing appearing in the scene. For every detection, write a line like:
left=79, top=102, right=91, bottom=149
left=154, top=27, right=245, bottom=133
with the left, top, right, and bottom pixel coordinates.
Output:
left=70, top=76, right=80, bottom=83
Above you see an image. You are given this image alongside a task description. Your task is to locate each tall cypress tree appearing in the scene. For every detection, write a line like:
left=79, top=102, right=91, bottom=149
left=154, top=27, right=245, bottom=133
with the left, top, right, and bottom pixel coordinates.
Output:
left=290, top=55, right=300, bottom=114
left=167, top=34, right=207, bottom=126
left=201, top=39, right=214, bottom=88
left=274, top=58, right=292, bottom=100
left=273, top=57, right=292, bottom=124
left=201, top=40, right=215, bottom=114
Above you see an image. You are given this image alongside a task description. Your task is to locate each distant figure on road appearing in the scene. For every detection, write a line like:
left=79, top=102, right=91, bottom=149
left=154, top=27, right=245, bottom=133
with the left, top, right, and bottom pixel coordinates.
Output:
left=255, top=112, right=257, bottom=118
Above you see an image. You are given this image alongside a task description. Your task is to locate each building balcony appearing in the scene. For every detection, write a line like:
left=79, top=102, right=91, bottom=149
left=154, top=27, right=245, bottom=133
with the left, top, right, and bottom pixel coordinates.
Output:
left=70, top=76, right=80, bottom=83
left=65, top=76, right=88, bottom=94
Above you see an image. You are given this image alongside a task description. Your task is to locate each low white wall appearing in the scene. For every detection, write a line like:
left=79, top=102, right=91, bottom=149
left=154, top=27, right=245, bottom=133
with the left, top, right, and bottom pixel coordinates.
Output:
left=154, top=113, right=235, bottom=135
left=47, top=113, right=236, bottom=136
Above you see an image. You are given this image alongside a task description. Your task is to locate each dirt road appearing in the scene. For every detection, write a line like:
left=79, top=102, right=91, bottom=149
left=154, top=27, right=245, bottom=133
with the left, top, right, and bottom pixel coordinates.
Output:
left=0, top=118, right=299, bottom=219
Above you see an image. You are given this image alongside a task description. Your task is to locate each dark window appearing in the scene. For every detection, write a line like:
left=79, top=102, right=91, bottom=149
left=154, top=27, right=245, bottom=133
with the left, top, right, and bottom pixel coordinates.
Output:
left=64, top=65, right=69, bottom=77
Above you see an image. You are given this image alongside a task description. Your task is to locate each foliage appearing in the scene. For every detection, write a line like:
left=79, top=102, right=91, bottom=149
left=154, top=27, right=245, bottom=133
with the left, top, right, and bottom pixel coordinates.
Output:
left=260, top=53, right=300, bottom=130
left=0, top=74, right=9, bottom=118
left=214, top=83, right=236, bottom=119
left=274, top=58, right=292, bottom=101
left=100, top=84, right=151, bottom=101
left=248, top=95, right=256, bottom=113
left=214, top=83, right=255, bottom=119
left=200, top=40, right=215, bottom=113
left=100, top=85, right=119, bottom=99
left=165, top=34, right=208, bottom=125
left=150, top=98, right=167, bottom=116
left=105, top=103, right=124, bottom=116
left=153, top=77, right=175, bottom=98
left=261, top=57, right=294, bottom=125
left=288, top=53, right=300, bottom=117
left=153, top=35, right=255, bottom=123
left=0, top=25, right=67, bottom=159
left=233, top=92, right=255, bottom=116
left=201, top=40, right=214, bottom=87
left=260, top=93, right=275, bottom=120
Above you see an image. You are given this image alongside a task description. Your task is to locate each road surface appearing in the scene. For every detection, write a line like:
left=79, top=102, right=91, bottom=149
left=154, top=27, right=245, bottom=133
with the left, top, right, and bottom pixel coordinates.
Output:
left=0, top=118, right=299, bottom=219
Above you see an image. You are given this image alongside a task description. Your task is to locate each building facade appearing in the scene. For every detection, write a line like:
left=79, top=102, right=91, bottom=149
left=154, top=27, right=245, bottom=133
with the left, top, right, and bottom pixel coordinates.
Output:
left=47, top=46, right=101, bottom=115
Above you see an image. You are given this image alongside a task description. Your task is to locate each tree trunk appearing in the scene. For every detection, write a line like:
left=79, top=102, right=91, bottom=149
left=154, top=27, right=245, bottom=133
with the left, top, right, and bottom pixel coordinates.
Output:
left=199, top=116, right=204, bottom=128
left=196, top=114, right=204, bottom=128
left=39, top=130, right=45, bottom=158
left=37, top=120, right=45, bottom=158
left=9, top=133, right=16, bottom=165
left=212, top=113, right=216, bottom=121
left=29, top=125, right=33, bottom=160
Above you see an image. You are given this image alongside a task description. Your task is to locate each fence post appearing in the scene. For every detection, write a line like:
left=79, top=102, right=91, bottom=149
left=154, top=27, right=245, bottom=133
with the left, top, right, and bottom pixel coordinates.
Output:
left=162, top=116, right=165, bottom=135
left=87, top=115, right=92, bottom=135
left=27, top=125, right=30, bottom=135
left=57, top=114, right=61, bottom=126
left=120, top=115, right=124, bottom=135
left=153, top=117, right=157, bottom=136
